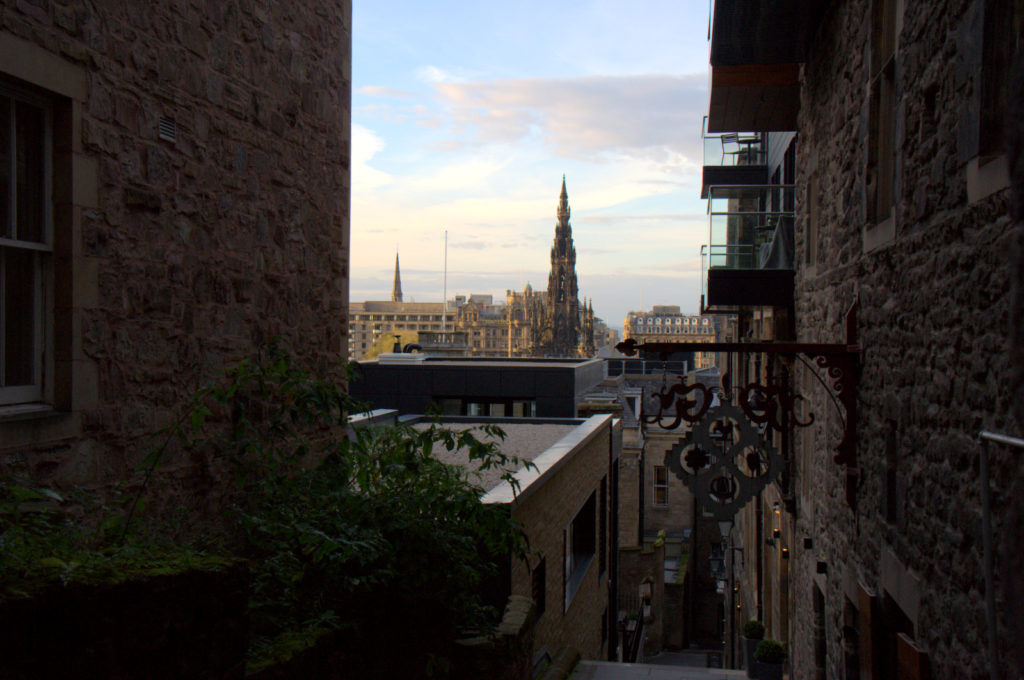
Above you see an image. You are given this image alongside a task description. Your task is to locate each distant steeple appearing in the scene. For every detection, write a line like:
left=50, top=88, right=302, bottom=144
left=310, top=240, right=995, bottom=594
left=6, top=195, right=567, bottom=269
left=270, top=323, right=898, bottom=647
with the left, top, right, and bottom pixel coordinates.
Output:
left=545, top=175, right=580, bottom=356
left=557, top=174, right=570, bottom=224
left=391, top=251, right=403, bottom=302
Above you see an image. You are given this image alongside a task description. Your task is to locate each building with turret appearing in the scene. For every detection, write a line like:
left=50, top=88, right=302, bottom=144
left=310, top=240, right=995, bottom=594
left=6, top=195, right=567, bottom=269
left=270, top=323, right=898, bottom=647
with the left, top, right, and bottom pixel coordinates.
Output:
left=349, top=178, right=596, bottom=359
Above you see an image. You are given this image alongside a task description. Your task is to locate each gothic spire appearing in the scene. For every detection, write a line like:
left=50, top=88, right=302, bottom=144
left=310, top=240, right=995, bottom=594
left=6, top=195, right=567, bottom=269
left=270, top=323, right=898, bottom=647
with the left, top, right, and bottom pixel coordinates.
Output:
left=557, top=174, right=570, bottom=224
left=391, top=251, right=403, bottom=302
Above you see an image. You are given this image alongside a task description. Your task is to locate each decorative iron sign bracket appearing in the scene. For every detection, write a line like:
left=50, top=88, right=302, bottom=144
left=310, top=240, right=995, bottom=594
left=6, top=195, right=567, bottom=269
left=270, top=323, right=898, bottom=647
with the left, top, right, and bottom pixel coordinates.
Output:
left=615, top=301, right=861, bottom=511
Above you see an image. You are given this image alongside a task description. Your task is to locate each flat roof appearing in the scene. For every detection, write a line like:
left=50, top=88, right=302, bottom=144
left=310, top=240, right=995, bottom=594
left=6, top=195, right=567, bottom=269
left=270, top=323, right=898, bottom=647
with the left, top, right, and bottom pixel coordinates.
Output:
left=412, top=421, right=579, bottom=493
left=365, top=357, right=599, bottom=368
left=408, top=414, right=612, bottom=505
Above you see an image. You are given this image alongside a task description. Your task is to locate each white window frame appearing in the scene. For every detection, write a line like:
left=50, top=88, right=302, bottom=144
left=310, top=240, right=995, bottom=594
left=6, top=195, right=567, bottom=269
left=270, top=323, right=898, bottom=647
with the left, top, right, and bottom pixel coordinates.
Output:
left=653, top=465, right=668, bottom=506
left=0, top=84, right=53, bottom=407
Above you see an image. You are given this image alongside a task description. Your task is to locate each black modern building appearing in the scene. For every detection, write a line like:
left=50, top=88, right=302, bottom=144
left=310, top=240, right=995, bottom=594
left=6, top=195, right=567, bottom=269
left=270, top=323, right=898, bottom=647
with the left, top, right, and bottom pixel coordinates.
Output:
left=349, top=356, right=605, bottom=418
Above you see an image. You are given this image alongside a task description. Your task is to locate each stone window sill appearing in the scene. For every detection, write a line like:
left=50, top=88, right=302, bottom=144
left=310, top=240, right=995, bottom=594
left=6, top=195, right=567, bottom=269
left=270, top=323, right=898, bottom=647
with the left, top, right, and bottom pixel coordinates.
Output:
left=967, top=154, right=1010, bottom=204
left=0, top=403, right=60, bottom=423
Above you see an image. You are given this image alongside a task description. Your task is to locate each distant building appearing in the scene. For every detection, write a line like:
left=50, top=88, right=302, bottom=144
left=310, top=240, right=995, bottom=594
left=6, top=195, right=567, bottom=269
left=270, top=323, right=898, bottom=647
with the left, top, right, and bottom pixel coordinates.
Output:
left=349, top=178, right=596, bottom=359
left=349, top=355, right=605, bottom=417
left=622, top=307, right=717, bottom=368
left=592, top=317, right=619, bottom=350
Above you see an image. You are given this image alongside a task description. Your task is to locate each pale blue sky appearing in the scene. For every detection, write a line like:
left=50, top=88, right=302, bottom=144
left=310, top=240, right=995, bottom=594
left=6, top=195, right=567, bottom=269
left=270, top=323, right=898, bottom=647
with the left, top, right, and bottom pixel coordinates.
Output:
left=350, top=1, right=712, bottom=330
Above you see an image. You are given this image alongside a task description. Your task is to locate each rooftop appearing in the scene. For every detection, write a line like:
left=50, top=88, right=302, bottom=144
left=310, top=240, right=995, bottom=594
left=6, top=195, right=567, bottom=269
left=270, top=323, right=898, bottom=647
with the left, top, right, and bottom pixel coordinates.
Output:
left=406, top=414, right=614, bottom=505
left=411, top=420, right=579, bottom=493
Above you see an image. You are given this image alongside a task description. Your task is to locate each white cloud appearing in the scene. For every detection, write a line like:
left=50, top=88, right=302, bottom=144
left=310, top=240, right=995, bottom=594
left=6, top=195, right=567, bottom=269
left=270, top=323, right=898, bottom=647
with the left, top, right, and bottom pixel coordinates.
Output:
left=433, top=74, right=708, bottom=162
left=357, top=85, right=415, bottom=98
left=352, top=124, right=392, bottom=190
left=415, top=65, right=462, bottom=84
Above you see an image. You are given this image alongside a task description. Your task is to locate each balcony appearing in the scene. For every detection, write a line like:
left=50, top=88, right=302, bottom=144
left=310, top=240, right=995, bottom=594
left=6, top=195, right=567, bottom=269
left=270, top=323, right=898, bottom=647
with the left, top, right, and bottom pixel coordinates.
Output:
left=705, top=0, right=821, bottom=132
left=700, top=184, right=795, bottom=312
left=701, top=117, right=768, bottom=198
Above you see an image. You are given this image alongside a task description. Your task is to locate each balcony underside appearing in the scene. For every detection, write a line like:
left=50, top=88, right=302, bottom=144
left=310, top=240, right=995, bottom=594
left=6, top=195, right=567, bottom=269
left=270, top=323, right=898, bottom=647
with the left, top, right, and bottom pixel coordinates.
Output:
left=701, top=164, right=768, bottom=198
left=710, top=0, right=816, bottom=66
left=704, top=268, right=794, bottom=312
left=707, top=64, right=800, bottom=133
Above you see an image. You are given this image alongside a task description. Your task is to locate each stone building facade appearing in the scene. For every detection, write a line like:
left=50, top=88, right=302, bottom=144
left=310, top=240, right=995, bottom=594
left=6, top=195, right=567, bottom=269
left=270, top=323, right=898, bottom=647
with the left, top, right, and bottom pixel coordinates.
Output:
left=699, top=1, right=1024, bottom=679
left=622, top=307, right=717, bottom=369
left=0, top=3, right=350, bottom=494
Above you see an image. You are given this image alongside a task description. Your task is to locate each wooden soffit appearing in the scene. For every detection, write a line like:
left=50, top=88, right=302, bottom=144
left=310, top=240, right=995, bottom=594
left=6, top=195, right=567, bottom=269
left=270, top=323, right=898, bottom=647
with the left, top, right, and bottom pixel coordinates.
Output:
left=707, top=63, right=800, bottom=133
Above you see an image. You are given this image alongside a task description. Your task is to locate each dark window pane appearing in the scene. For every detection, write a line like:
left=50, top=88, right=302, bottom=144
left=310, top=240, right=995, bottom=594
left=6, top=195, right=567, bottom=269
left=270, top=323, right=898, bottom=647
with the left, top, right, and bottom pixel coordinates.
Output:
left=15, top=101, right=45, bottom=243
left=0, top=97, right=10, bottom=239
left=3, top=247, right=36, bottom=386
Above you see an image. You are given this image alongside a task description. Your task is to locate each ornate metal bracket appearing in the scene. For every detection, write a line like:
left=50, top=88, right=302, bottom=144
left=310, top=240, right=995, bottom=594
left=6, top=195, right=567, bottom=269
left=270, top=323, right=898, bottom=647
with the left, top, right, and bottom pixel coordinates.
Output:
left=617, top=301, right=862, bottom=511
left=666, top=403, right=786, bottom=522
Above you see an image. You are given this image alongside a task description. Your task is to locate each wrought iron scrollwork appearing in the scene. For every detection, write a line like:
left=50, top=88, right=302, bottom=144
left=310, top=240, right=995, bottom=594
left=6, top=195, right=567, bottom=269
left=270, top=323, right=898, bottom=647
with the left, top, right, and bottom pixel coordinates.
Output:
left=616, top=299, right=862, bottom=511
left=641, top=378, right=712, bottom=430
left=737, top=381, right=814, bottom=433
left=666, top=403, right=784, bottom=522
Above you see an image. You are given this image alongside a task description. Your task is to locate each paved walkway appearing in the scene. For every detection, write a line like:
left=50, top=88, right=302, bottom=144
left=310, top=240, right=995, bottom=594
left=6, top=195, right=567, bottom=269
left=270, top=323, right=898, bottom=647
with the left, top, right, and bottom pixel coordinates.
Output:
left=571, top=660, right=747, bottom=679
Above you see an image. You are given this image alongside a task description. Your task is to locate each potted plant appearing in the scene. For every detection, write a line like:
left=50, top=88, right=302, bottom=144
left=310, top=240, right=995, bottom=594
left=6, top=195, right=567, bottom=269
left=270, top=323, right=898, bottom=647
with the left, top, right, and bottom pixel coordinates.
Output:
left=741, top=620, right=765, bottom=678
left=753, top=638, right=786, bottom=680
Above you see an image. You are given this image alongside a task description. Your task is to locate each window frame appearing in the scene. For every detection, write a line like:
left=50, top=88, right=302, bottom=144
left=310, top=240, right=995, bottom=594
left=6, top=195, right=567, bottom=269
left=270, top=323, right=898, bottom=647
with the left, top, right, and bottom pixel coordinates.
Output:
left=0, top=83, right=53, bottom=407
left=532, top=557, right=547, bottom=622
left=653, top=465, right=668, bottom=506
left=564, top=491, right=596, bottom=611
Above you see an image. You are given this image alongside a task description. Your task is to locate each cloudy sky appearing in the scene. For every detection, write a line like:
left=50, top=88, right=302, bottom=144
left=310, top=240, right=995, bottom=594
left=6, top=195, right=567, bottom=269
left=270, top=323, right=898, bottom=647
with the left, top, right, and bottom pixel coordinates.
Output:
left=350, top=1, right=712, bottom=330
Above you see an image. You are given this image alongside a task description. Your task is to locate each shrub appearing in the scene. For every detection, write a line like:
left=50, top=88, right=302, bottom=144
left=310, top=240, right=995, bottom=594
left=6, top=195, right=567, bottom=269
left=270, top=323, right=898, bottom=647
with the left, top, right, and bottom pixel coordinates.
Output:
left=742, top=619, right=766, bottom=639
left=754, top=638, right=786, bottom=664
left=156, top=344, right=531, bottom=672
left=5, top=344, right=531, bottom=677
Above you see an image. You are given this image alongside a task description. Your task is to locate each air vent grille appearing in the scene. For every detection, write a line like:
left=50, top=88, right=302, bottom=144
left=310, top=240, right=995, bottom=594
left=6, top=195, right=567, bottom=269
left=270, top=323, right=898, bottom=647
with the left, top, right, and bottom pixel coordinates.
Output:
left=158, top=117, right=177, bottom=143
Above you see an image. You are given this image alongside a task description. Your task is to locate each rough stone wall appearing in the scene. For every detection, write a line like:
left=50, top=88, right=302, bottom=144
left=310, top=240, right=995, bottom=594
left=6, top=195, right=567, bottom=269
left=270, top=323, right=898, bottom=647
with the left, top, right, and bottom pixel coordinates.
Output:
left=510, top=419, right=615, bottom=662
left=787, top=0, right=1021, bottom=678
left=0, top=1, right=350, bottom=500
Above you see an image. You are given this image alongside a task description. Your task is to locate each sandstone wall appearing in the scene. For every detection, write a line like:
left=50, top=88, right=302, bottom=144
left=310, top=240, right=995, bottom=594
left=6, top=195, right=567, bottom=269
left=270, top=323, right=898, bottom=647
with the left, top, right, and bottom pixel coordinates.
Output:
left=0, top=1, right=350, bottom=497
left=787, top=0, right=1020, bottom=678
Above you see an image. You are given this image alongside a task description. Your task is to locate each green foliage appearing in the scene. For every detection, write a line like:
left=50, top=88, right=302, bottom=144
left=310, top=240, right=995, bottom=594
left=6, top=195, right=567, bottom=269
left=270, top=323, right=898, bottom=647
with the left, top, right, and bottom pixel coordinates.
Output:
left=743, top=619, right=766, bottom=639
left=0, top=479, right=231, bottom=597
left=2, top=344, right=529, bottom=676
left=754, top=638, right=786, bottom=664
left=163, top=344, right=530, bottom=672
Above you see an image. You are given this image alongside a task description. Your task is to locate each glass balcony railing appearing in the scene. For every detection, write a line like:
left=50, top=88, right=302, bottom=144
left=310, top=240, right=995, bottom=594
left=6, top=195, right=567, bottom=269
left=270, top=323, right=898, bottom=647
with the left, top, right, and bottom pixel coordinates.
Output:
left=700, top=184, right=796, bottom=307
left=701, top=116, right=767, bottom=167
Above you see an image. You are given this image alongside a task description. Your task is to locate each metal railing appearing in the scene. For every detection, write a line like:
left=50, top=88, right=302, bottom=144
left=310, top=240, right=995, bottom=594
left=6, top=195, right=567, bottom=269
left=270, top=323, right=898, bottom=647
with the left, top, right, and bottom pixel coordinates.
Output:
left=701, top=116, right=768, bottom=167
left=979, top=430, right=1024, bottom=680
left=700, top=184, right=796, bottom=303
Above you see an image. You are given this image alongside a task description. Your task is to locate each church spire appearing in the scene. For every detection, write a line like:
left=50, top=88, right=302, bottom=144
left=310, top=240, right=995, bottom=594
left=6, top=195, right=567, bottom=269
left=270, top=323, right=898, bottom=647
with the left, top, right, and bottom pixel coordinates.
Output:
left=391, top=251, right=403, bottom=302
left=545, top=176, right=580, bottom=356
left=557, top=174, right=570, bottom=224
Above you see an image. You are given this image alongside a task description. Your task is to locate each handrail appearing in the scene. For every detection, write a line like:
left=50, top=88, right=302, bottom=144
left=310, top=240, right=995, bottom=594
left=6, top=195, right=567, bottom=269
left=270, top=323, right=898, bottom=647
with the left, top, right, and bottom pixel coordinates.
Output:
left=979, top=429, right=1023, bottom=680
left=979, top=430, right=1024, bottom=448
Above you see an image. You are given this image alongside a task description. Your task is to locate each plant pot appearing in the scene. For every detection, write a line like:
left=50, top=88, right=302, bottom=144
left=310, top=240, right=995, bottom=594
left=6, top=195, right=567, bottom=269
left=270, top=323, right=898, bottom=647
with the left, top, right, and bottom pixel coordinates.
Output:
left=756, top=660, right=784, bottom=680
left=742, top=637, right=760, bottom=678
